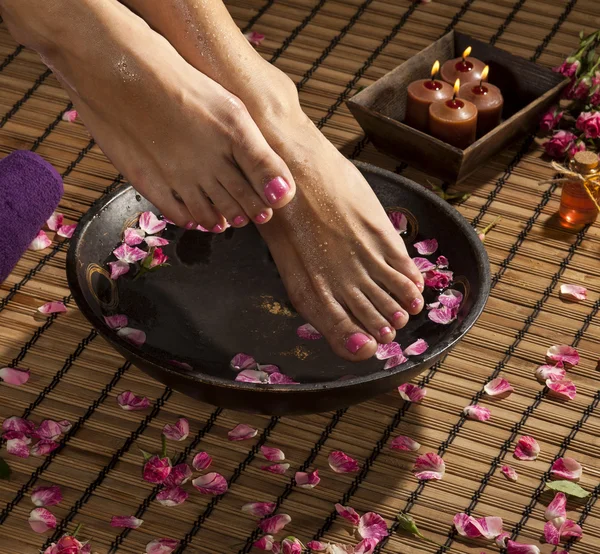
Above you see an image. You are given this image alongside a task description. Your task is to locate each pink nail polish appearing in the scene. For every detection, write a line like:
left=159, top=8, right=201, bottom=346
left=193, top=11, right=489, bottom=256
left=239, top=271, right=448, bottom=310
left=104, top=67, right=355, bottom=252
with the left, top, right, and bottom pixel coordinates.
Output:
left=254, top=212, right=269, bottom=224
left=185, top=221, right=195, bottom=230
left=345, top=333, right=371, bottom=354
left=417, top=281, right=424, bottom=292
left=393, top=310, right=406, bottom=321
left=380, top=326, right=392, bottom=337
left=411, top=298, right=423, bottom=310
left=264, top=177, right=289, bottom=205
left=211, top=223, right=224, bottom=233
left=233, top=215, right=246, bottom=226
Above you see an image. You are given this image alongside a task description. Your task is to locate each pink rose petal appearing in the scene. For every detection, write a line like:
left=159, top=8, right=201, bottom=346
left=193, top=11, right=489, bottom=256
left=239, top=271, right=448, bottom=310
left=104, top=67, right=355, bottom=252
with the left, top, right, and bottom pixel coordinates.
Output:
left=30, top=230, right=52, bottom=251
left=501, top=465, right=518, bottom=482
left=413, top=452, right=445, bottom=480
left=2, top=416, right=35, bottom=435
left=261, top=463, right=290, bottom=474
left=390, top=435, right=421, bottom=452
left=358, top=512, right=389, bottom=540
left=428, top=305, right=458, bottom=324
left=235, top=369, right=269, bottom=384
left=145, top=247, right=168, bottom=269
left=124, top=227, right=145, bottom=246
left=297, top=323, right=323, bottom=340
left=0, top=366, right=30, bottom=386
left=388, top=211, right=408, bottom=233
left=163, top=463, right=192, bottom=487
left=495, top=531, right=511, bottom=547
left=117, top=390, right=150, bottom=410
left=104, top=314, right=128, bottom=330
left=404, top=339, right=428, bottom=357
left=436, top=255, right=449, bottom=268
left=414, top=238, right=438, bottom=255
left=384, top=353, right=408, bottom=369
left=261, top=445, right=285, bottom=462
left=295, top=469, right=320, bottom=488
left=559, top=284, right=587, bottom=302
left=546, top=345, right=579, bottom=367
left=117, top=327, right=146, bottom=347
left=282, top=538, right=302, bottom=554
left=192, top=451, right=212, bottom=471
left=258, top=514, right=292, bottom=534
left=477, top=516, right=504, bottom=539
left=551, top=457, right=582, bottom=480
left=143, top=456, right=172, bottom=484
left=398, top=383, right=426, bottom=403
left=544, top=521, right=560, bottom=545
left=454, top=513, right=486, bottom=538
left=559, top=519, right=582, bottom=539
left=484, top=377, right=513, bottom=397
left=536, top=364, right=565, bottom=383
left=6, top=436, right=30, bottom=458
left=62, top=109, right=78, bottom=123
left=145, top=236, right=169, bottom=247
left=31, top=440, right=59, bottom=457
left=57, top=224, right=77, bottom=239
left=375, top=342, right=402, bottom=360
left=31, top=485, right=63, bottom=507
left=192, top=472, right=228, bottom=495
left=156, top=486, right=189, bottom=507
left=162, top=418, right=189, bottom=441
left=424, top=269, right=454, bottom=290
left=38, top=301, right=67, bottom=315
left=28, top=507, right=57, bottom=533
left=111, top=515, right=144, bottom=528
left=46, top=212, right=64, bottom=231
left=464, top=405, right=491, bottom=421
left=547, top=379, right=577, bottom=400
left=146, top=538, right=179, bottom=554
left=108, top=260, right=130, bottom=280
left=259, top=364, right=280, bottom=374
left=306, top=541, right=327, bottom=552
left=545, top=492, right=567, bottom=523
left=56, top=419, right=71, bottom=434
left=228, top=423, right=258, bottom=441
left=268, top=372, right=299, bottom=385
left=35, top=420, right=63, bottom=440
left=335, top=503, right=360, bottom=526
left=253, top=535, right=276, bottom=551
left=355, top=539, right=378, bottom=554
left=328, top=451, right=360, bottom=473
left=169, top=359, right=192, bottom=370
left=139, top=212, right=167, bottom=235
left=113, top=243, right=148, bottom=264
left=413, top=257, right=436, bottom=272
left=514, top=436, right=540, bottom=461
left=241, top=502, right=277, bottom=517
left=506, top=540, right=540, bottom=554
left=244, top=31, right=265, bottom=47
left=438, top=289, right=463, bottom=309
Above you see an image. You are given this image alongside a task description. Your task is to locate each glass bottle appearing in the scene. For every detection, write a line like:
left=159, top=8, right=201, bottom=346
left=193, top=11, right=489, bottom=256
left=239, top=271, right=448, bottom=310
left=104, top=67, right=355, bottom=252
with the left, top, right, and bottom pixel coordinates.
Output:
left=558, top=151, right=599, bottom=228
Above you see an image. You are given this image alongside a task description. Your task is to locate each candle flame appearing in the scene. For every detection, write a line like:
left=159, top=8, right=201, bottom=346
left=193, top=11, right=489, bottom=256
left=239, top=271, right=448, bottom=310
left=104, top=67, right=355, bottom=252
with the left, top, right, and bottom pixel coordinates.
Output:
left=453, top=78, right=460, bottom=96
left=462, top=46, right=472, bottom=59
left=481, top=65, right=489, bottom=81
left=431, top=60, right=440, bottom=78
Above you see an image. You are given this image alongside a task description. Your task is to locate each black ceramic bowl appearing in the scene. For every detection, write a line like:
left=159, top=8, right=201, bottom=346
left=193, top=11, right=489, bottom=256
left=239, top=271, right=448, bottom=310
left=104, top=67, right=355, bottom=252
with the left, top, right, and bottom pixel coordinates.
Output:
left=67, top=162, right=490, bottom=415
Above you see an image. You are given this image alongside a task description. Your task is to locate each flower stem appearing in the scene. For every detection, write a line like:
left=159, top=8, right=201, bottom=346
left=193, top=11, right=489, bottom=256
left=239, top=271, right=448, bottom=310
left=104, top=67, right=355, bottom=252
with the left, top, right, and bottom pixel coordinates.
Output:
left=480, top=215, right=502, bottom=236
left=161, top=434, right=167, bottom=459
left=72, top=523, right=83, bottom=538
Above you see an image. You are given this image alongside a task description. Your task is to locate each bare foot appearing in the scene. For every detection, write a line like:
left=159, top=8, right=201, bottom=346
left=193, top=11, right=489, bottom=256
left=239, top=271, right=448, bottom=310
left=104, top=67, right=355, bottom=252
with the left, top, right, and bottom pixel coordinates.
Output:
left=2, top=0, right=297, bottom=230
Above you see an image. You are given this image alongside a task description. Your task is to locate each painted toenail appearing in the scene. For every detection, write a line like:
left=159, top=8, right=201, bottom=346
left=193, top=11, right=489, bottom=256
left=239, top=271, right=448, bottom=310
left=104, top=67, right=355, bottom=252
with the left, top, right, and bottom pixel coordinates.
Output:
left=411, top=298, right=423, bottom=310
left=417, top=281, right=424, bottom=292
left=185, top=221, right=196, bottom=230
left=211, top=224, right=224, bottom=233
left=345, top=333, right=371, bottom=354
left=380, top=326, right=392, bottom=337
left=233, top=215, right=247, bottom=226
left=264, top=177, right=289, bottom=205
left=254, top=211, right=269, bottom=224
left=393, top=310, right=406, bottom=321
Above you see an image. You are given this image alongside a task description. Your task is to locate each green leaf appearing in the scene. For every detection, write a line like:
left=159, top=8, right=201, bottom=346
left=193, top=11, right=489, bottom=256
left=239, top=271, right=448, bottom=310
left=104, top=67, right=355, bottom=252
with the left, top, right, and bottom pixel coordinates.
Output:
left=546, top=480, right=590, bottom=498
left=139, top=448, right=153, bottom=462
left=579, top=30, right=585, bottom=40
left=396, top=513, right=445, bottom=547
left=0, top=457, right=11, bottom=480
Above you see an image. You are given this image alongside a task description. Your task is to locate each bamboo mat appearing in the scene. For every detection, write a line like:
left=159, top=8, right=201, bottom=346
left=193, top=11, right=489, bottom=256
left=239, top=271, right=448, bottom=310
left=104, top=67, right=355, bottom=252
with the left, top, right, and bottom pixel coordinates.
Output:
left=0, top=0, right=600, bottom=552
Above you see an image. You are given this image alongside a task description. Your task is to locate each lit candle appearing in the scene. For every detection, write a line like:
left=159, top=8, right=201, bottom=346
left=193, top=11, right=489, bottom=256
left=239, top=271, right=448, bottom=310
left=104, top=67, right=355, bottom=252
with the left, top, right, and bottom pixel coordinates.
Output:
left=429, top=79, right=478, bottom=149
left=405, top=60, right=454, bottom=132
left=440, top=46, right=486, bottom=86
left=458, top=65, right=504, bottom=137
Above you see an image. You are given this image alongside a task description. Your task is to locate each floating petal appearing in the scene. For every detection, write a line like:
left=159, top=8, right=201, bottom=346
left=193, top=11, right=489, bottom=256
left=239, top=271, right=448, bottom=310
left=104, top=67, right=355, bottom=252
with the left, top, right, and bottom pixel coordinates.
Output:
left=117, top=390, right=150, bottom=410
left=438, top=289, right=463, bottom=309
left=414, top=239, right=438, bottom=255
left=241, top=502, right=277, bottom=517
left=559, top=284, right=587, bottom=302
left=156, top=486, right=189, bottom=507
left=192, top=472, right=228, bottom=495
left=108, top=260, right=129, bottom=280
left=113, top=243, right=148, bottom=263
left=551, top=457, right=582, bottom=480
left=235, top=370, right=269, bottom=384
left=436, top=255, right=449, bottom=268
left=514, top=436, right=540, bottom=461
left=428, top=305, right=457, bottom=324
left=30, top=230, right=52, bottom=251
left=258, top=514, right=292, bottom=534
left=0, top=366, right=30, bottom=386
left=104, top=314, right=128, bottom=330
left=464, top=405, right=491, bottom=421
left=31, top=485, right=62, bottom=507
left=388, top=211, right=408, bottom=233
left=412, top=257, right=436, bottom=272
left=390, top=435, right=421, bottom=452
left=501, top=465, right=518, bottom=482
left=328, top=451, right=360, bottom=473
left=192, top=451, right=212, bottom=471
left=424, top=269, right=453, bottom=290
left=375, top=342, right=402, bottom=360
left=547, top=379, right=577, bottom=400
left=413, top=452, right=445, bottom=480
left=124, top=227, right=145, bottom=246
left=404, top=339, right=428, bottom=357
left=38, top=301, right=67, bottom=315
left=297, top=323, right=323, bottom=340
left=162, top=418, right=189, bottom=441
left=268, top=372, right=299, bottom=385
left=335, top=503, right=360, bottom=526
left=111, top=516, right=144, bottom=528
left=139, top=212, right=167, bottom=234
left=398, top=383, right=426, bottom=403
left=295, top=469, right=320, bottom=488
left=546, top=345, right=579, bottom=367
left=145, top=236, right=170, bottom=247
left=384, top=353, right=408, bottom=369
left=117, top=327, right=146, bottom=347
left=228, top=423, right=258, bottom=441
left=28, top=507, right=57, bottom=533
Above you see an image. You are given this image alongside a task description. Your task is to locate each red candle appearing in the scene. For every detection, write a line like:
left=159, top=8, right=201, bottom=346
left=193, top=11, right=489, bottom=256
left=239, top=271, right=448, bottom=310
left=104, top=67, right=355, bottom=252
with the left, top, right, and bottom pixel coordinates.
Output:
left=458, top=66, right=503, bottom=137
left=405, top=60, right=453, bottom=132
left=440, top=46, right=486, bottom=86
left=429, top=79, right=478, bottom=149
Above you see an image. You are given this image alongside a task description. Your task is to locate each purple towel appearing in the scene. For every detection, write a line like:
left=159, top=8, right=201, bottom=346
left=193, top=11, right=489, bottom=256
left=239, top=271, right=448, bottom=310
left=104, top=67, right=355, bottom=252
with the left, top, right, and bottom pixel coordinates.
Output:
left=0, top=150, right=63, bottom=283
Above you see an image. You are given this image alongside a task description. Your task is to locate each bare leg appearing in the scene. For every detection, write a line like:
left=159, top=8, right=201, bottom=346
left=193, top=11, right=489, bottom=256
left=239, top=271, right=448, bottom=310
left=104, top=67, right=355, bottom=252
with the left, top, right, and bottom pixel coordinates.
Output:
left=0, top=0, right=297, bottom=230
left=124, top=0, right=426, bottom=361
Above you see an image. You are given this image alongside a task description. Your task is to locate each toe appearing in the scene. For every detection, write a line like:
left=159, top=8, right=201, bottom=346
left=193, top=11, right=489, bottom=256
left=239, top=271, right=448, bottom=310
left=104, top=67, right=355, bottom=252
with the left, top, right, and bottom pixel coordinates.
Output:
left=389, top=252, right=425, bottom=292
left=343, top=287, right=397, bottom=344
left=202, top=179, right=248, bottom=228
left=136, top=185, right=196, bottom=229
left=176, top=185, right=226, bottom=232
left=378, top=267, right=424, bottom=316
left=231, top=117, right=296, bottom=209
left=363, top=285, right=408, bottom=331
